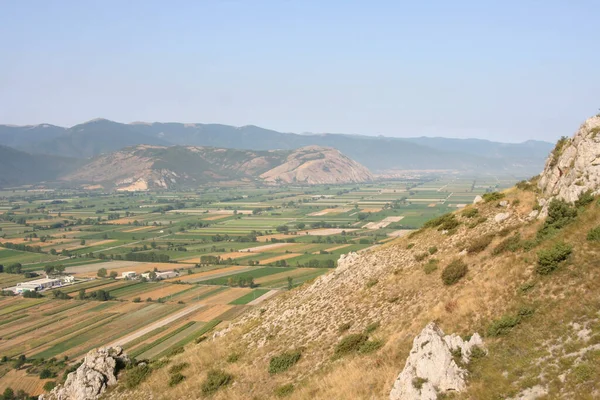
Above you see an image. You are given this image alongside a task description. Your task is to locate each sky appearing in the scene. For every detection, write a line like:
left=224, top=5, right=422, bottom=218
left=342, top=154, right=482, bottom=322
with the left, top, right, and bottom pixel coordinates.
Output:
left=1, top=0, right=598, bottom=142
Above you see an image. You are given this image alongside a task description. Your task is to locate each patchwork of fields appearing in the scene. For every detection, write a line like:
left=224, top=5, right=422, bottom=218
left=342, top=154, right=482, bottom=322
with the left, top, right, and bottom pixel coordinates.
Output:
left=0, top=176, right=518, bottom=395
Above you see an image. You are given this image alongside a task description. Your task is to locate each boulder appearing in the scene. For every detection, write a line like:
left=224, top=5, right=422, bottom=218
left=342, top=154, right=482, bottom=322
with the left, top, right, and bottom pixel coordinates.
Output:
left=538, top=116, right=600, bottom=203
left=494, top=213, right=510, bottom=223
left=473, top=195, right=483, bottom=204
left=41, top=347, right=129, bottom=400
left=389, top=322, right=484, bottom=400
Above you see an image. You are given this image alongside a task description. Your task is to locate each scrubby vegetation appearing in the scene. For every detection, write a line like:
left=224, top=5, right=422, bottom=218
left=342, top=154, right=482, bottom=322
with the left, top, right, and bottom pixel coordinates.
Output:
left=269, top=350, right=302, bottom=374
left=482, top=192, right=505, bottom=202
left=423, top=259, right=439, bottom=274
left=549, top=136, right=569, bottom=167
left=536, top=242, right=573, bottom=275
left=537, top=198, right=577, bottom=239
left=492, top=233, right=522, bottom=255
left=200, top=369, right=233, bottom=395
left=423, top=213, right=460, bottom=231
left=467, top=234, right=494, bottom=254
left=588, top=226, right=600, bottom=241
left=441, top=259, right=468, bottom=285
left=461, top=207, right=479, bottom=218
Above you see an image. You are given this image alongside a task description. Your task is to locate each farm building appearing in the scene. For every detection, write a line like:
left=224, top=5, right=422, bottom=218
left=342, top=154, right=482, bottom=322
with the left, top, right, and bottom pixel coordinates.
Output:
left=15, top=278, right=61, bottom=293
left=156, top=271, right=179, bottom=280
left=122, top=271, right=137, bottom=279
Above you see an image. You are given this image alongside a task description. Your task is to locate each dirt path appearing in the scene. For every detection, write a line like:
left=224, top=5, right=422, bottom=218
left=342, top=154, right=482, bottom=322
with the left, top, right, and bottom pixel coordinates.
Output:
left=106, top=303, right=205, bottom=348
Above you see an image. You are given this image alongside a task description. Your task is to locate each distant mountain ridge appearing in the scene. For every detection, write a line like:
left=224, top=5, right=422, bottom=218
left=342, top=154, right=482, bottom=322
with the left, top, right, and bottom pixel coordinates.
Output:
left=0, top=119, right=553, bottom=175
left=60, top=145, right=374, bottom=190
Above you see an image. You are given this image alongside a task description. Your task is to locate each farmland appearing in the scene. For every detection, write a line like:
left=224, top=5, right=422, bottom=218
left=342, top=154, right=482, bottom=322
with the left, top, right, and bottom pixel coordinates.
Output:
left=0, top=175, right=518, bottom=395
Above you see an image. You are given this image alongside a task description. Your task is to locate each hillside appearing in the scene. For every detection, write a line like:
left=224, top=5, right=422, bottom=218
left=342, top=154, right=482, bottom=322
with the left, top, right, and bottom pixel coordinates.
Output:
left=93, top=116, right=600, bottom=399
left=0, top=119, right=553, bottom=175
left=0, top=145, right=79, bottom=187
left=61, top=145, right=373, bottom=190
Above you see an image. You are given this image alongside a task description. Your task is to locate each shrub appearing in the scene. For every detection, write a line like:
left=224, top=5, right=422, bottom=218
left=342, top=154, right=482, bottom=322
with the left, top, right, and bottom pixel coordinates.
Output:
left=423, top=213, right=460, bottom=231
left=441, top=260, right=468, bottom=285
left=365, top=278, right=378, bottom=288
left=168, top=362, right=189, bottom=374
left=406, top=243, right=415, bottom=249
left=414, top=252, right=429, bottom=262
left=587, top=226, right=600, bottom=242
left=487, top=315, right=520, bottom=337
left=461, top=208, right=479, bottom=218
left=536, top=242, right=573, bottom=275
left=516, top=180, right=534, bottom=191
left=269, top=350, right=302, bottom=374
left=364, top=321, right=380, bottom=334
left=549, top=136, right=569, bottom=167
left=43, top=381, right=56, bottom=392
left=537, top=199, right=577, bottom=239
left=358, top=339, right=384, bottom=354
left=334, top=334, right=369, bottom=358
left=482, top=192, right=505, bottom=203
left=412, top=377, right=428, bottom=390
left=423, top=259, right=438, bottom=274
left=492, top=233, right=522, bottom=255
left=575, top=190, right=595, bottom=208
left=123, top=364, right=152, bottom=389
left=275, top=383, right=295, bottom=397
left=132, top=297, right=141, bottom=303
left=428, top=246, right=438, bottom=255
left=201, top=369, right=233, bottom=395
left=226, top=353, right=239, bottom=363
left=169, top=372, right=185, bottom=387
left=467, top=234, right=494, bottom=254
left=39, top=368, right=53, bottom=379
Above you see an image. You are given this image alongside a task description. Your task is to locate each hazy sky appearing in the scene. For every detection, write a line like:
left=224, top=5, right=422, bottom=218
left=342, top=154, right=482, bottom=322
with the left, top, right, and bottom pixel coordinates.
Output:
left=1, top=0, right=598, bottom=142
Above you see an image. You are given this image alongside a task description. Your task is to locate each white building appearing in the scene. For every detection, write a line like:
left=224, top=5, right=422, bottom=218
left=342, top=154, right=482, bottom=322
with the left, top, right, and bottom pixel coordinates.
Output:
left=122, top=271, right=137, bottom=279
left=156, top=271, right=179, bottom=280
left=15, top=278, right=62, bottom=293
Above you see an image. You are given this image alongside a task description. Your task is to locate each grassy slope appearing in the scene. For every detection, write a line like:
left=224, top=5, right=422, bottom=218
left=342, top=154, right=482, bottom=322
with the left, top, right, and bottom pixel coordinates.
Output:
left=112, top=188, right=600, bottom=399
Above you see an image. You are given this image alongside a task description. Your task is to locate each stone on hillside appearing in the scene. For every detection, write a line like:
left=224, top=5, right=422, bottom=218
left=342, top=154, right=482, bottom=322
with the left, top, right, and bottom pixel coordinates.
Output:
left=40, top=347, right=129, bottom=400
left=499, top=200, right=509, bottom=207
left=389, top=322, right=484, bottom=400
left=494, top=212, right=510, bottom=223
left=473, top=195, right=483, bottom=204
left=538, top=116, right=600, bottom=203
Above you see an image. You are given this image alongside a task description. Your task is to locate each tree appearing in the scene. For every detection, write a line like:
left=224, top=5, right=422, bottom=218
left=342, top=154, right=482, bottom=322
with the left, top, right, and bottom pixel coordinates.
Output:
left=109, top=271, right=118, bottom=279
left=44, top=265, right=54, bottom=275
left=97, top=268, right=107, bottom=278
left=50, top=248, right=57, bottom=255
left=80, top=239, right=86, bottom=246
left=295, top=222, right=305, bottom=230
left=78, top=289, right=86, bottom=300
left=0, top=264, right=3, bottom=273
left=276, top=225, right=289, bottom=233
left=287, top=276, right=293, bottom=290
left=5, top=263, right=22, bottom=274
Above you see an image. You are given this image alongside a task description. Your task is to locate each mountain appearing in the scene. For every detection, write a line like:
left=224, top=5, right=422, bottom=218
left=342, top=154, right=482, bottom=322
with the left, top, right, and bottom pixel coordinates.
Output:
left=61, top=145, right=373, bottom=190
left=0, top=119, right=554, bottom=175
left=0, top=145, right=79, bottom=187
left=89, top=116, right=600, bottom=399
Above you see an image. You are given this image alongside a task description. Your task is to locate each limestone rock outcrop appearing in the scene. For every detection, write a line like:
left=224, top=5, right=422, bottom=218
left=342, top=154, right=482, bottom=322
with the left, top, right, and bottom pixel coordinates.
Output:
left=41, top=347, right=129, bottom=400
left=538, top=116, right=600, bottom=203
left=389, top=322, right=484, bottom=400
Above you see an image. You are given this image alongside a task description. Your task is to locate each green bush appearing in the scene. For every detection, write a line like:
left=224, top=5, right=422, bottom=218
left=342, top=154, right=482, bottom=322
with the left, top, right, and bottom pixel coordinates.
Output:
left=423, top=213, right=460, bottom=231
left=269, top=350, right=302, bottom=374
left=43, top=381, right=56, bottom=392
left=487, top=315, right=520, bottom=337
left=201, top=369, right=233, bottom=395
left=516, top=180, right=534, bottom=191
left=365, top=278, right=378, bottom=288
left=467, top=234, right=494, bottom=254
left=536, top=242, right=573, bottom=275
left=226, top=353, right=239, bottom=363
left=168, top=372, right=185, bottom=387
left=492, top=233, right=522, bottom=255
left=39, top=368, right=53, bottom=379
left=537, top=199, right=577, bottom=239
left=168, top=362, right=189, bottom=374
left=461, top=207, right=479, bottom=218
left=334, top=334, right=369, bottom=358
left=441, top=259, right=468, bottom=285
left=549, top=136, right=569, bottom=167
left=575, top=190, right=595, bottom=208
left=364, top=321, right=380, bottom=334
left=482, top=192, right=505, bottom=202
left=358, top=339, right=384, bottom=354
left=274, top=383, right=295, bottom=397
left=423, top=259, right=438, bottom=274
left=123, top=364, right=152, bottom=389
left=587, top=226, right=600, bottom=241
left=412, top=377, right=428, bottom=390
left=428, top=246, right=438, bottom=255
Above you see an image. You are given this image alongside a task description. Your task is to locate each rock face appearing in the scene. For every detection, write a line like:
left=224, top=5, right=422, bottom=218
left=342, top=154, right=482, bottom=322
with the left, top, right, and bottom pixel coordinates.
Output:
left=389, top=322, right=483, bottom=400
left=538, top=116, right=600, bottom=203
left=42, top=347, right=129, bottom=400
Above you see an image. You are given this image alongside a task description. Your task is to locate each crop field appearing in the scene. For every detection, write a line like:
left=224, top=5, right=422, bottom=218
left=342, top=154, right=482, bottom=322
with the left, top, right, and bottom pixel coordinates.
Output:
left=0, top=176, right=520, bottom=395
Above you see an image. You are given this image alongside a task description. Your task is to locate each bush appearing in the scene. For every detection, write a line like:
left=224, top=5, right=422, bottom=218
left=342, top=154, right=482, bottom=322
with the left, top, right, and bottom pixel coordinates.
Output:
left=575, top=190, right=595, bottom=208
left=365, top=278, right=378, bottom=288
left=412, top=377, right=428, bottom=390
left=201, top=369, right=233, bottom=395
left=269, top=350, right=302, bottom=374
left=428, top=246, right=438, bottom=255
left=334, top=334, right=369, bottom=358
left=482, top=192, right=505, bottom=203
left=587, top=226, right=600, bottom=242
left=549, top=136, right=569, bottom=167
left=536, top=242, right=573, bottom=275
left=358, top=339, right=384, bottom=354
left=441, top=260, right=468, bottom=285
left=168, top=372, right=185, bottom=387
left=414, top=252, right=429, bottom=262
left=487, top=315, right=520, bottom=337
left=123, top=364, right=152, bottom=389
left=423, top=213, right=460, bottom=231
left=492, top=233, right=522, bottom=255
left=364, top=321, right=380, bottom=334
left=461, top=208, right=479, bottom=218
left=338, top=322, right=352, bottom=333
left=275, top=383, right=295, bottom=397
left=467, top=234, right=494, bottom=254
left=423, top=259, right=438, bottom=274
left=516, top=180, right=534, bottom=191
left=39, top=368, right=53, bottom=379
left=43, top=381, right=56, bottom=392
left=226, top=353, right=239, bottom=363
left=168, top=362, right=189, bottom=374
left=537, top=199, right=577, bottom=239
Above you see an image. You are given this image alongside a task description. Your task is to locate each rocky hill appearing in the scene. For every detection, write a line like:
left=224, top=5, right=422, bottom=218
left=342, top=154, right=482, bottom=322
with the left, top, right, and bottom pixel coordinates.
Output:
left=0, top=118, right=553, bottom=175
left=61, top=145, right=373, bottom=190
left=98, top=116, right=600, bottom=399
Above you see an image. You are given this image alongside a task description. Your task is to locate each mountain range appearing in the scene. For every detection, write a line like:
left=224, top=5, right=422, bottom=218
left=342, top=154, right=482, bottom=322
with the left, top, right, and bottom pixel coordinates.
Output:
left=0, top=119, right=553, bottom=175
